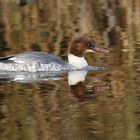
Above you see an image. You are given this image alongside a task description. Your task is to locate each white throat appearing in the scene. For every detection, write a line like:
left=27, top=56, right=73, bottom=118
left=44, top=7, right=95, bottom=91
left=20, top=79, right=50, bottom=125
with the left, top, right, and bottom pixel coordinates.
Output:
left=68, top=54, right=88, bottom=69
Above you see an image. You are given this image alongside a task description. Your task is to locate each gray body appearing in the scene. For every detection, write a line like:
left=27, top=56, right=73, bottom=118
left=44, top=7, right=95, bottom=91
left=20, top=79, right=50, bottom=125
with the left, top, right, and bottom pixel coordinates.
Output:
left=0, top=51, right=66, bottom=65
left=0, top=51, right=104, bottom=72
left=0, top=51, right=70, bottom=72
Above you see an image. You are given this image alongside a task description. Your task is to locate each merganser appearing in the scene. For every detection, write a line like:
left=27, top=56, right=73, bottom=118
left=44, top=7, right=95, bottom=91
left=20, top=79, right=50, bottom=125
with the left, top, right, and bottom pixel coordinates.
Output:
left=0, top=36, right=108, bottom=72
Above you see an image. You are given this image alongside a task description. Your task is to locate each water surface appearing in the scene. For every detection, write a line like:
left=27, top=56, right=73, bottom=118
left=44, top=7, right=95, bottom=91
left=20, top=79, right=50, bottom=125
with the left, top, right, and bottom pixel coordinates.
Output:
left=0, top=0, right=140, bottom=140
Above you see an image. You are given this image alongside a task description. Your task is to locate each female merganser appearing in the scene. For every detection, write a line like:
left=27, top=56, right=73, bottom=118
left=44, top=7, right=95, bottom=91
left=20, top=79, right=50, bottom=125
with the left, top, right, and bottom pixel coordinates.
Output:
left=0, top=36, right=108, bottom=72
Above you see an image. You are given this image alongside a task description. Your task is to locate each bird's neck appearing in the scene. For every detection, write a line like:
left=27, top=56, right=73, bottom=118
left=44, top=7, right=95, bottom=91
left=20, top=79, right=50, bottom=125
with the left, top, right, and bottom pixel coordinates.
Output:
left=68, top=54, right=88, bottom=69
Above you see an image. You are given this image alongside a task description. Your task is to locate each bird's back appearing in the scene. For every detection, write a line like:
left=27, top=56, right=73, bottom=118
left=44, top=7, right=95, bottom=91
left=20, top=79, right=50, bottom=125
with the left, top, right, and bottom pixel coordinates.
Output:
left=0, top=51, right=66, bottom=65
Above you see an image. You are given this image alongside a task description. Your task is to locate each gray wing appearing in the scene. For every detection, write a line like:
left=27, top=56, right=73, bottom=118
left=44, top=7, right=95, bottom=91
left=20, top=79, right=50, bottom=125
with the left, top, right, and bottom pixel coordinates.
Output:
left=0, top=51, right=66, bottom=65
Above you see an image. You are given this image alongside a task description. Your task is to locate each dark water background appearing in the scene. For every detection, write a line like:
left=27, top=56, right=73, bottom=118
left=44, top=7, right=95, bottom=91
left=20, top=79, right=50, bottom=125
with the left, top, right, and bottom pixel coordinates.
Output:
left=0, top=0, right=140, bottom=140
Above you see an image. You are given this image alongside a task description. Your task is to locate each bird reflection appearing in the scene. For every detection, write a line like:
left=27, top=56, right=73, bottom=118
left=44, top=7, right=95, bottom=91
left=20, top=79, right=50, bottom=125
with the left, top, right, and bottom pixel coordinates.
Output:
left=0, top=71, right=66, bottom=83
left=0, top=70, right=110, bottom=100
left=68, top=71, right=111, bottom=100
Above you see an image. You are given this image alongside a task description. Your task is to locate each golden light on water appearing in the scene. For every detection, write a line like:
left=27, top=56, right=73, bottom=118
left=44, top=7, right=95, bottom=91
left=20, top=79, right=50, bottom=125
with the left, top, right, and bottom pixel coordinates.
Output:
left=0, top=0, right=140, bottom=140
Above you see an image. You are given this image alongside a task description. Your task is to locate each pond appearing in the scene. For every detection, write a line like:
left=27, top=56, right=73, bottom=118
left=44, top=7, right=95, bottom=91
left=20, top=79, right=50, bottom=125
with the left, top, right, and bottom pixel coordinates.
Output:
left=0, top=0, right=140, bottom=140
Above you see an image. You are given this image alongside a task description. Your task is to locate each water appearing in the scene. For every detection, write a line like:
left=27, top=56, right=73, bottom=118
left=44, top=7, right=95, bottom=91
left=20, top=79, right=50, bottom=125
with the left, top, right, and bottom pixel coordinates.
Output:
left=0, top=0, right=140, bottom=140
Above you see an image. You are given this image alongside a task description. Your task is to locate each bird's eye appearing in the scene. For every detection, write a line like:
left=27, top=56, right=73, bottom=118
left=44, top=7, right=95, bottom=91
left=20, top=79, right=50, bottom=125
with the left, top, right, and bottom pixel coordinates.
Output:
left=87, top=42, right=94, bottom=49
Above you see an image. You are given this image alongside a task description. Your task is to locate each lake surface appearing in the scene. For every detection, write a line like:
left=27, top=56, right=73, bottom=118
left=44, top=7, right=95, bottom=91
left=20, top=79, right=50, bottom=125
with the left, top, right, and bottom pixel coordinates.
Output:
left=0, top=0, right=140, bottom=140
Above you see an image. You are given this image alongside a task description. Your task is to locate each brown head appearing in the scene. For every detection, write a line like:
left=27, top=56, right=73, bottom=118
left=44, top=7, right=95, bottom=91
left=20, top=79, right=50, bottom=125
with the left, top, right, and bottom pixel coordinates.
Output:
left=69, top=36, right=109, bottom=57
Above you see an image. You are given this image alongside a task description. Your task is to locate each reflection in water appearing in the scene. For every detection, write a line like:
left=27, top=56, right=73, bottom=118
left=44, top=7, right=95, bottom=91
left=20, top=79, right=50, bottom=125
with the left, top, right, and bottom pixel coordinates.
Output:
left=69, top=70, right=110, bottom=100
left=0, top=70, right=111, bottom=140
left=0, top=0, right=140, bottom=140
left=0, top=71, right=66, bottom=83
left=68, top=70, right=88, bottom=86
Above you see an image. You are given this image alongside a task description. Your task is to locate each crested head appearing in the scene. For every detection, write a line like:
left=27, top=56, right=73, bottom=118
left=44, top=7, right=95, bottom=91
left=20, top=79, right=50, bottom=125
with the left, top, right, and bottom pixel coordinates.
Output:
left=69, top=36, right=96, bottom=57
left=68, top=36, right=109, bottom=69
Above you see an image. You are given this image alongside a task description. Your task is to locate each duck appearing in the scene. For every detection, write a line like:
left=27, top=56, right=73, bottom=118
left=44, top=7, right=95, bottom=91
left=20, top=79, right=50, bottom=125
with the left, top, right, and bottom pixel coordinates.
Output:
left=0, top=36, right=109, bottom=72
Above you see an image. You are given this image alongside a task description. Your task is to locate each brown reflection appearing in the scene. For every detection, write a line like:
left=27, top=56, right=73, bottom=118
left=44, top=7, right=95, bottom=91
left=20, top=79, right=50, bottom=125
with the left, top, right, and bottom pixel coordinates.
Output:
left=70, top=82, right=86, bottom=99
left=0, top=0, right=139, bottom=140
left=70, top=81, right=111, bottom=101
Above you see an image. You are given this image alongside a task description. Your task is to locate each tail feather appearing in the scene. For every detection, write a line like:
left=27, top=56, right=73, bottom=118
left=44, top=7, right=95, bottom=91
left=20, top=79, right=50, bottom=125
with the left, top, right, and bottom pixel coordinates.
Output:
left=0, top=55, right=15, bottom=63
left=0, top=55, right=14, bottom=60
